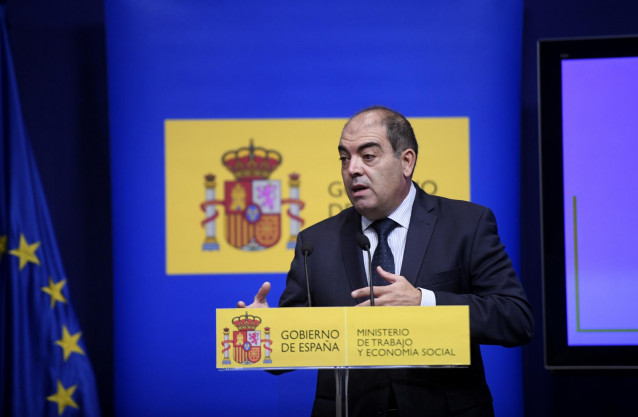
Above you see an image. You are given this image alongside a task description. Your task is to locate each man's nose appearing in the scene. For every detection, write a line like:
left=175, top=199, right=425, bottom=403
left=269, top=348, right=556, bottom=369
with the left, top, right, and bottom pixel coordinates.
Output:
left=346, top=157, right=364, bottom=176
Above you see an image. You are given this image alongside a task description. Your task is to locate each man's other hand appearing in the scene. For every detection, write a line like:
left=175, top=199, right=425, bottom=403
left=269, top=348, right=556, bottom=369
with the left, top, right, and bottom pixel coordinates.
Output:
left=351, top=267, right=421, bottom=306
left=237, top=281, right=271, bottom=308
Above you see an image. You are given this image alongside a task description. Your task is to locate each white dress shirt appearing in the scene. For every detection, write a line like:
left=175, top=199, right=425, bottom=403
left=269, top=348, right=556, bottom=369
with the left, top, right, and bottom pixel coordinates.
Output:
left=361, top=183, right=436, bottom=306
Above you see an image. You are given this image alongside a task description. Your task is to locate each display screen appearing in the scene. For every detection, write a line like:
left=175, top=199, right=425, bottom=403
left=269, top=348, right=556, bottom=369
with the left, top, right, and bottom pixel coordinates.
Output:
left=539, top=36, right=638, bottom=368
left=562, top=56, right=638, bottom=346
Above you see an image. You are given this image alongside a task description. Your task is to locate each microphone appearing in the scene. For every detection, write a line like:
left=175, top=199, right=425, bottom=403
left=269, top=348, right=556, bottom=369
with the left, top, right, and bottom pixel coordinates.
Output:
left=356, top=234, right=375, bottom=306
left=301, top=241, right=314, bottom=307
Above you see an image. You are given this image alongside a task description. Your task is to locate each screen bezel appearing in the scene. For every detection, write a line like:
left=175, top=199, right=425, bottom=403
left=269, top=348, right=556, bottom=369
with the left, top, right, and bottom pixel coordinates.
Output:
left=538, top=35, right=638, bottom=370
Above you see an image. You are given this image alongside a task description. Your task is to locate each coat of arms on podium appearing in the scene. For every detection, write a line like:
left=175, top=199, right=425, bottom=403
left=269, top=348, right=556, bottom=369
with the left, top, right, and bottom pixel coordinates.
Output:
left=221, top=312, right=273, bottom=365
left=200, top=140, right=304, bottom=251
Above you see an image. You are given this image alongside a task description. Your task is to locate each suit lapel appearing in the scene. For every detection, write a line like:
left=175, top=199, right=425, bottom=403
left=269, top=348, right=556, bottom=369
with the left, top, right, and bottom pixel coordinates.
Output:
left=400, top=187, right=437, bottom=286
left=339, top=209, right=368, bottom=302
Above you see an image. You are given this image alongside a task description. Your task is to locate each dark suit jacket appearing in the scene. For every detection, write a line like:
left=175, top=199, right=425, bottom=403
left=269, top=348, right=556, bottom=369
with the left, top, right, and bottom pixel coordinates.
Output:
left=279, top=185, right=533, bottom=416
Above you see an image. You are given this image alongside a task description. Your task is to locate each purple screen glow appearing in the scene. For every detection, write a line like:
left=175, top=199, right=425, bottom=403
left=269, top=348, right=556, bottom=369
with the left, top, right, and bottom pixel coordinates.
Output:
left=562, top=57, right=638, bottom=346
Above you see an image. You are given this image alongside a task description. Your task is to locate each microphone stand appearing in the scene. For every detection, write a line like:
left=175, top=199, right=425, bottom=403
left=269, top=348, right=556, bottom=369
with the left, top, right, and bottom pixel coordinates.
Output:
left=356, top=233, right=375, bottom=306
left=335, top=368, right=349, bottom=417
left=303, top=249, right=312, bottom=307
left=365, top=248, right=374, bottom=306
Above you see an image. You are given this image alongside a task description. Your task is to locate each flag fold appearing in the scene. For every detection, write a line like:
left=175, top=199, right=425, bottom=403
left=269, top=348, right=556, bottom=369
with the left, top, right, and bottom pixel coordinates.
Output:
left=0, top=6, right=101, bottom=417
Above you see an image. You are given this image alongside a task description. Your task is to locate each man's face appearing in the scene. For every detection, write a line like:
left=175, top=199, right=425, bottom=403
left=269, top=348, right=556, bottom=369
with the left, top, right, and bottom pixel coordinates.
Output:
left=338, top=112, right=414, bottom=220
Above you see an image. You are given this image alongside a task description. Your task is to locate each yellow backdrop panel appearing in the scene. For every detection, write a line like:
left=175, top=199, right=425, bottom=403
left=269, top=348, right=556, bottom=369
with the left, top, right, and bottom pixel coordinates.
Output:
left=165, top=118, right=469, bottom=274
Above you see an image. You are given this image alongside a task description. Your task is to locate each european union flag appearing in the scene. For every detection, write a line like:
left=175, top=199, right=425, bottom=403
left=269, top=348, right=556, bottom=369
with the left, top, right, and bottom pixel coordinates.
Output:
left=0, top=6, right=101, bottom=416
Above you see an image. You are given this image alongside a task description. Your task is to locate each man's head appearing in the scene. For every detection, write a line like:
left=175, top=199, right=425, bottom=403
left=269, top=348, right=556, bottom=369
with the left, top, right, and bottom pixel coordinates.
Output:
left=338, top=106, right=418, bottom=220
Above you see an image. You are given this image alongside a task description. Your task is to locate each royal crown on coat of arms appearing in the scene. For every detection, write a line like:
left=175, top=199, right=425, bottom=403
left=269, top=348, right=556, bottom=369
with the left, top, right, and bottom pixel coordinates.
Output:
left=222, top=141, right=282, bottom=179
left=200, top=139, right=305, bottom=252
left=231, top=312, right=262, bottom=331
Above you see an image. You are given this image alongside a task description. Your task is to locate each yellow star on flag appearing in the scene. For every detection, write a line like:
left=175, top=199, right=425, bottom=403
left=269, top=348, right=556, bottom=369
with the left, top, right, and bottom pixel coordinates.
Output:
left=9, top=234, right=41, bottom=270
left=46, top=380, right=79, bottom=416
left=0, top=235, right=6, bottom=259
left=55, top=325, right=85, bottom=361
left=41, top=277, right=67, bottom=308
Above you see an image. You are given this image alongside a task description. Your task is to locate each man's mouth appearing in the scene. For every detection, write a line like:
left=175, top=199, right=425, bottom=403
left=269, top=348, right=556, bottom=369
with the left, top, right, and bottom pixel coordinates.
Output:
left=351, top=184, right=369, bottom=197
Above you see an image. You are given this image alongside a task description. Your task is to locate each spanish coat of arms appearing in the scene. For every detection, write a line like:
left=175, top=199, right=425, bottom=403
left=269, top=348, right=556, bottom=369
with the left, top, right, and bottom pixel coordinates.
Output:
left=221, top=312, right=273, bottom=365
left=200, top=140, right=304, bottom=251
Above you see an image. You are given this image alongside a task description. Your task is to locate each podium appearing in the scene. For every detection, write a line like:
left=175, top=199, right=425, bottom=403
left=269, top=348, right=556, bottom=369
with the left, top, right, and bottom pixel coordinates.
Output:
left=217, top=306, right=469, bottom=369
left=216, top=306, right=470, bottom=415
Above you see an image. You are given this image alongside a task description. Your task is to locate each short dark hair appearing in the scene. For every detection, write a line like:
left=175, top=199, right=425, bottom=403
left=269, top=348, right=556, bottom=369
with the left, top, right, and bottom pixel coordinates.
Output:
left=348, top=105, right=419, bottom=158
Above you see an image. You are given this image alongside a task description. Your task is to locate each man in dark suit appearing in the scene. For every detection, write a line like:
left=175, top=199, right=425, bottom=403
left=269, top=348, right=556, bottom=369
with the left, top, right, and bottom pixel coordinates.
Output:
left=238, top=106, right=533, bottom=416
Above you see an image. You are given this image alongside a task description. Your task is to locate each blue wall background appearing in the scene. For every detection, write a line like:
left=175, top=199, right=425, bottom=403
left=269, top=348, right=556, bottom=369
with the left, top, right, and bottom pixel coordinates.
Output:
left=105, top=2, right=523, bottom=416
left=10, top=0, right=638, bottom=416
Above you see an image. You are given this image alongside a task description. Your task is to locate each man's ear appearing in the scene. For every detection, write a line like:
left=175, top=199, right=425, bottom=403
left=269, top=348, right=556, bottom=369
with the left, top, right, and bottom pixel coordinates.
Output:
left=400, top=149, right=417, bottom=178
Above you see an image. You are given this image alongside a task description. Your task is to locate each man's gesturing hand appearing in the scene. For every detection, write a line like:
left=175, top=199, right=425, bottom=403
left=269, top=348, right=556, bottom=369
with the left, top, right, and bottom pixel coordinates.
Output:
left=237, top=281, right=271, bottom=308
left=351, top=267, right=421, bottom=306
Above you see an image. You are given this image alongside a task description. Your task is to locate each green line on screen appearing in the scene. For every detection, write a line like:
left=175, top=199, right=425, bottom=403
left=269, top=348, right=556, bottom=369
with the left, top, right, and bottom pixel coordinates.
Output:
left=573, top=195, right=638, bottom=333
left=574, top=196, right=581, bottom=331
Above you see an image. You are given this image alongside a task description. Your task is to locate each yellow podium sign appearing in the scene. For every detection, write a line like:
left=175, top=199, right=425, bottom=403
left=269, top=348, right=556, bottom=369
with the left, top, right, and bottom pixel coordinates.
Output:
left=216, top=306, right=470, bottom=369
